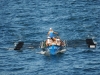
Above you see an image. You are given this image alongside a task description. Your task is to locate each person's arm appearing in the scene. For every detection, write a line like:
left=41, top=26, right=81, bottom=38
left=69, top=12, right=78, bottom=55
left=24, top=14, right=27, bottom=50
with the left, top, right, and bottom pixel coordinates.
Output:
left=54, top=31, right=58, bottom=34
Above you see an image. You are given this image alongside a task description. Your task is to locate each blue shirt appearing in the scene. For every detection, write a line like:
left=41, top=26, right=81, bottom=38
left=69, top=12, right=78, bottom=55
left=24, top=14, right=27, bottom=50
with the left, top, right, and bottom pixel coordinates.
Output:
left=49, top=31, right=54, bottom=38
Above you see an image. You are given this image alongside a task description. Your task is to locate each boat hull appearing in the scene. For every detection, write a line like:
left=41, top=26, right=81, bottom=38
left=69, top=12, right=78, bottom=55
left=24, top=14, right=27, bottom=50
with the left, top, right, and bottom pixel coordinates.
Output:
left=42, top=45, right=66, bottom=56
left=48, top=45, right=61, bottom=55
left=40, top=40, right=67, bottom=56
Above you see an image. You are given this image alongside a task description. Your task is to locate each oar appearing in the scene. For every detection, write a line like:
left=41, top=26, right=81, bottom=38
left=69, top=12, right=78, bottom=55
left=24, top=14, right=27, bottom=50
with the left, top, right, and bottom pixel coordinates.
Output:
left=14, top=41, right=24, bottom=50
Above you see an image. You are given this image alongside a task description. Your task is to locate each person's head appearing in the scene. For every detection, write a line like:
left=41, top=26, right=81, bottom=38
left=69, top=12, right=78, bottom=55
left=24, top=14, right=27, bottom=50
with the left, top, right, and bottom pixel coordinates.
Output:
left=47, top=36, right=50, bottom=39
left=50, top=28, right=52, bottom=31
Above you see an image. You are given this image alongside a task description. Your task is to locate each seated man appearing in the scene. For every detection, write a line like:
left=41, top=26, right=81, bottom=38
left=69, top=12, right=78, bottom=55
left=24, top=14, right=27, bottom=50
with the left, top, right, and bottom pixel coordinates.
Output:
left=48, top=28, right=58, bottom=41
left=56, top=36, right=61, bottom=46
left=46, top=37, right=53, bottom=46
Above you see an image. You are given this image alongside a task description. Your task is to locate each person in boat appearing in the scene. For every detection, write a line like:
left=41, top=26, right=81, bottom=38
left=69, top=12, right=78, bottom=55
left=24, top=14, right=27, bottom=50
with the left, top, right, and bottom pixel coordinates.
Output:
left=46, top=36, right=53, bottom=46
left=56, top=36, right=61, bottom=46
left=48, top=28, right=58, bottom=41
left=46, top=36, right=58, bottom=46
left=55, top=36, right=65, bottom=46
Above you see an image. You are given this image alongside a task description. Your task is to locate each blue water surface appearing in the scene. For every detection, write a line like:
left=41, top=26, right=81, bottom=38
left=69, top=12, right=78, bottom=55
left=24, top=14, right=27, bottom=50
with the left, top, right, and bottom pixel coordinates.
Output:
left=0, top=0, right=100, bottom=75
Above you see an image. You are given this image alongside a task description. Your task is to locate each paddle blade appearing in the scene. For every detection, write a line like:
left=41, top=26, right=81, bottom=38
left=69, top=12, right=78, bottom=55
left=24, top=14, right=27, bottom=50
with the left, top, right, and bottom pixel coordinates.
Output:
left=14, top=41, right=24, bottom=50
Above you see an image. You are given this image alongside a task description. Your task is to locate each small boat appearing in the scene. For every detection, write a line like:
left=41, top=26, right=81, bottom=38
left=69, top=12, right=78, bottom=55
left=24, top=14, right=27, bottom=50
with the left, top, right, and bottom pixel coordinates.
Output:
left=39, top=38, right=67, bottom=56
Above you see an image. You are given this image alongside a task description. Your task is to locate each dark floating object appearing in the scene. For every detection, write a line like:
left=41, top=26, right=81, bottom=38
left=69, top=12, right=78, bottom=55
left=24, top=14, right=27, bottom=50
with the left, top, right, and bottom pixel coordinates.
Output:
left=86, top=39, right=96, bottom=48
left=14, top=41, right=24, bottom=50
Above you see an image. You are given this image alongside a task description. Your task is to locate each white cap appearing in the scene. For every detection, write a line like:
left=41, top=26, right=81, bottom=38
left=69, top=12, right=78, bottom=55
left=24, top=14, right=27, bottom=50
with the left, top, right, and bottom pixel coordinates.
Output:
left=50, top=28, right=52, bottom=30
left=47, top=36, right=50, bottom=39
